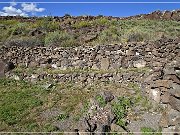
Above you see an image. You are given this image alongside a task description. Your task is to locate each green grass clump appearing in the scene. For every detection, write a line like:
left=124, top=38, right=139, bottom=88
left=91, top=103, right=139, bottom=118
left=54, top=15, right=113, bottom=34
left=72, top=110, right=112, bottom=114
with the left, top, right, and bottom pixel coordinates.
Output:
left=141, top=127, right=162, bottom=135
left=8, top=22, right=30, bottom=36
left=57, top=113, right=69, bottom=121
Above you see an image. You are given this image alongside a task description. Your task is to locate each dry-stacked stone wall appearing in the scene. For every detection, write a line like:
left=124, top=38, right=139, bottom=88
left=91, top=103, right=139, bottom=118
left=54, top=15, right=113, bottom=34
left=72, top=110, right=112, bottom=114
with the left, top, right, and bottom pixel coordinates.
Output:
left=0, top=38, right=179, bottom=88
left=0, top=38, right=180, bottom=131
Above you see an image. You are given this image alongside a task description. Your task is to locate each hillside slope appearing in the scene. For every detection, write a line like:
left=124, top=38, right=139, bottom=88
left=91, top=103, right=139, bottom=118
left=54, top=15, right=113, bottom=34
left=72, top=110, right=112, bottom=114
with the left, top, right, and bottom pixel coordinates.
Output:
left=0, top=10, right=180, bottom=47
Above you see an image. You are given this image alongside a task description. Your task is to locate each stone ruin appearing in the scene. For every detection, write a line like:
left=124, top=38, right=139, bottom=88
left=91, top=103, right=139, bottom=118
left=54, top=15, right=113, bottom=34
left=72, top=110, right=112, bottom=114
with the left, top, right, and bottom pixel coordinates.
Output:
left=0, top=37, right=180, bottom=133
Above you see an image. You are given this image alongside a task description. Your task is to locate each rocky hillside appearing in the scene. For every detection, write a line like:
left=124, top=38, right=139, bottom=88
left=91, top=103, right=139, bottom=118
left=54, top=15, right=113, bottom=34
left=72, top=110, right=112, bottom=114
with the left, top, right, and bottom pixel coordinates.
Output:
left=0, top=37, right=180, bottom=134
left=0, top=11, right=180, bottom=134
left=0, top=10, right=180, bottom=47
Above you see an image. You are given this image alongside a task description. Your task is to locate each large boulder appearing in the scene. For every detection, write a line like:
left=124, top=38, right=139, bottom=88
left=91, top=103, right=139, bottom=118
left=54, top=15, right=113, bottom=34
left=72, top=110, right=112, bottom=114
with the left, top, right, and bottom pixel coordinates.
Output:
left=0, top=60, right=15, bottom=78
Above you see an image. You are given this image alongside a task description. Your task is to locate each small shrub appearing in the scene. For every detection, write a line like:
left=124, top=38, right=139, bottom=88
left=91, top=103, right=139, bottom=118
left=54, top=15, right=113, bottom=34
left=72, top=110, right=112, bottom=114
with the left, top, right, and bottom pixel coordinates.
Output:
left=8, top=22, right=29, bottom=36
left=72, top=21, right=91, bottom=29
left=112, top=97, right=132, bottom=127
left=96, top=26, right=121, bottom=44
left=92, top=18, right=110, bottom=26
left=32, top=17, right=60, bottom=32
left=45, top=31, right=77, bottom=47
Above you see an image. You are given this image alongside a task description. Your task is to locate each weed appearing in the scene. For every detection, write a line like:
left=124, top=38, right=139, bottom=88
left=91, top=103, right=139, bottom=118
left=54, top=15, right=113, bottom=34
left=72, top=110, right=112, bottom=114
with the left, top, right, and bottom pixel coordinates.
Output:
left=57, top=113, right=69, bottom=121
left=95, top=95, right=106, bottom=107
left=112, top=97, right=132, bottom=127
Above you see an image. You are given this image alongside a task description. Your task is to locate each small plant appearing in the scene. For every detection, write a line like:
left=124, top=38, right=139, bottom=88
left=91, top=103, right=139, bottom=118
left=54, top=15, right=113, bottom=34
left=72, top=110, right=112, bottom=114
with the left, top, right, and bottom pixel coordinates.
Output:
left=95, top=95, right=106, bottom=107
left=72, top=21, right=91, bottom=29
left=96, top=26, right=121, bottom=44
left=45, top=31, right=77, bottom=47
left=112, top=97, right=132, bottom=127
left=57, top=113, right=69, bottom=121
left=92, top=18, right=110, bottom=26
left=141, top=127, right=162, bottom=135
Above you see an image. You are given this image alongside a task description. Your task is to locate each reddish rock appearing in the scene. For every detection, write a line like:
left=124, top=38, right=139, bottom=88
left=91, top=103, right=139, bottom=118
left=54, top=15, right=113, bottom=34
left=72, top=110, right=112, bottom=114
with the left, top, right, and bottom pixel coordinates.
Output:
left=154, top=80, right=171, bottom=88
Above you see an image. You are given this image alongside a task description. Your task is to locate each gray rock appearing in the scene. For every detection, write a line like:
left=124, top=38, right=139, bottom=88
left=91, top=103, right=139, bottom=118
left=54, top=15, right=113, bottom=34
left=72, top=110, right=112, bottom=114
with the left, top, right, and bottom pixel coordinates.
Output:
left=149, top=88, right=161, bottom=103
left=133, top=59, right=146, bottom=68
left=161, top=92, right=170, bottom=103
left=42, top=83, right=54, bottom=89
left=0, top=60, right=6, bottom=78
left=169, top=83, right=180, bottom=97
left=169, top=96, right=180, bottom=111
left=100, top=58, right=110, bottom=70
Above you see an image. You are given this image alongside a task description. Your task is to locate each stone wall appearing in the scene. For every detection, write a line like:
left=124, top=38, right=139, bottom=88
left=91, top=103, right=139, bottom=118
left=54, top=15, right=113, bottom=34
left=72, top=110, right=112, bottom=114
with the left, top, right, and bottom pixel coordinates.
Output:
left=0, top=38, right=180, bottom=132
left=0, top=38, right=179, bottom=69
left=0, top=38, right=179, bottom=88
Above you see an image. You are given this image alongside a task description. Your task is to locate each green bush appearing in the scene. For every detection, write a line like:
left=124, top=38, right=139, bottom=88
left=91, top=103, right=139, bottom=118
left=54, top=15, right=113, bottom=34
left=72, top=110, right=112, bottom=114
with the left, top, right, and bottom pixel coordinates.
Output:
left=8, top=22, right=30, bottom=36
left=112, top=97, right=132, bottom=127
left=95, top=95, right=106, bottom=107
left=96, top=26, right=121, bottom=44
left=31, top=17, right=60, bottom=32
left=92, top=18, right=110, bottom=26
left=72, top=21, right=91, bottom=29
left=45, top=31, right=77, bottom=47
